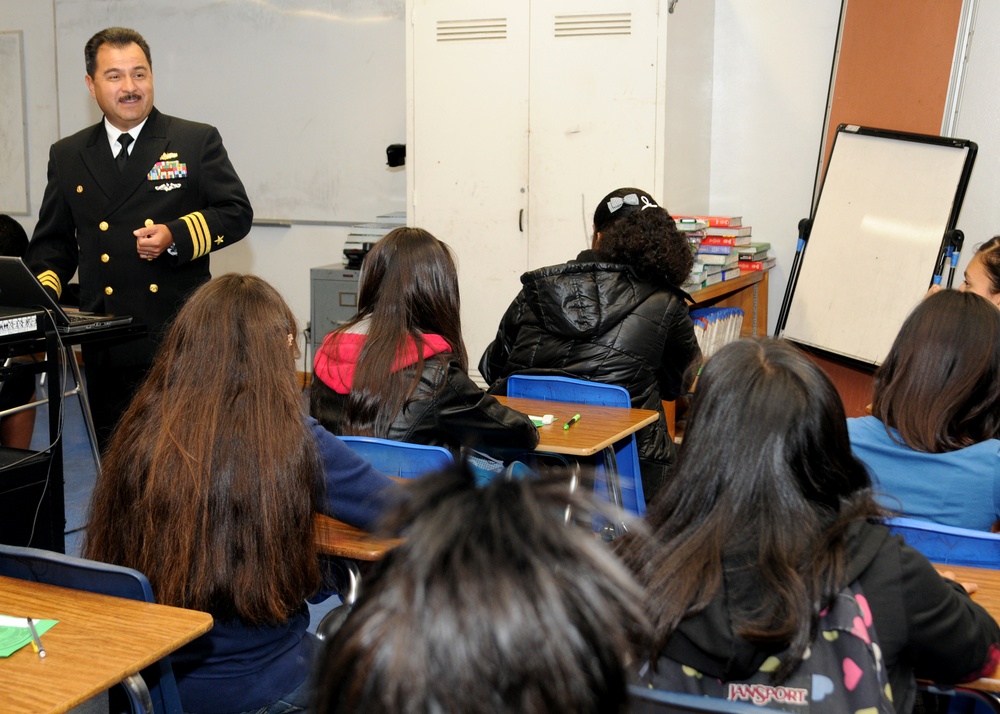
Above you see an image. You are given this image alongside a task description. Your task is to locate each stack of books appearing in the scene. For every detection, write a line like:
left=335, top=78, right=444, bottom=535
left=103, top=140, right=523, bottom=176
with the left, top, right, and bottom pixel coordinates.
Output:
left=735, top=241, right=775, bottom=273
left=674, top=214, right=775, bottom=288
left=689, top=306, right=745, bottom=357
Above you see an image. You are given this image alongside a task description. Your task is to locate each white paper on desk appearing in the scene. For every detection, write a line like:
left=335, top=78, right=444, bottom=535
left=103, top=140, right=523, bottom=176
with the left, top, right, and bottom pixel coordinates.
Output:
left=0, top=615, right=33, bottom=628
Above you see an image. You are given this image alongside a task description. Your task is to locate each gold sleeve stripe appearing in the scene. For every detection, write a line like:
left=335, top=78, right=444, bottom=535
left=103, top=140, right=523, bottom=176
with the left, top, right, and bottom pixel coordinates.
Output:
left=37, top=270, right=62, bottom=298
left=181, top=211, right=211, bottom=258
left=179, top=214, right=198, bottom=256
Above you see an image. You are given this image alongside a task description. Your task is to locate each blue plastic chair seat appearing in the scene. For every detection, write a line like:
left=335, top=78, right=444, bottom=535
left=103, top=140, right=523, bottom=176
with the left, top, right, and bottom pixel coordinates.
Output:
left=885, top=517, right=1000, bottom=568
left=505, top=373, right=645, bottom=517
left=337, top=436, right=453, bottom=479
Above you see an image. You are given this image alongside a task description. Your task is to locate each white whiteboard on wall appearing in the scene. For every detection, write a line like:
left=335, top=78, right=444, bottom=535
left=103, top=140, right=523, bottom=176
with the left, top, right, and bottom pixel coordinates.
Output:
left=53, top=0, right=406, bottom=224
left=0, top=31, right=28, bottom=214
left=780, top=126, right=975, bottom=366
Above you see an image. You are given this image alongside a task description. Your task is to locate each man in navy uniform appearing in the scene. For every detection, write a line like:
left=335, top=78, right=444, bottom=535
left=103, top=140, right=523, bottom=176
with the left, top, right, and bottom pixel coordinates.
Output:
left=26, top=27, right=253, bottom=448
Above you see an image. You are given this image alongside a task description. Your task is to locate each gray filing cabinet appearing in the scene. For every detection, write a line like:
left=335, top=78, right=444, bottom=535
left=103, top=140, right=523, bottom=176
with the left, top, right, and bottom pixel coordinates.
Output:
left=310, top=263, right=360, bottom=359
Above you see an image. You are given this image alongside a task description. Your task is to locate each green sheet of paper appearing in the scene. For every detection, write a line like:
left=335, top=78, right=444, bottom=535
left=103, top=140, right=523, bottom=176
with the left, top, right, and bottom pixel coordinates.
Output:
left=0, top=615, right=58, bottom=657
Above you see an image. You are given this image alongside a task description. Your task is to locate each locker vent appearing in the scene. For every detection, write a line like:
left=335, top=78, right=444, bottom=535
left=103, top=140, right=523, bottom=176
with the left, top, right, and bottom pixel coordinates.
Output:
left=554, top=13, right=632, bottom=37
left=436, top=18, right=507, bottom=42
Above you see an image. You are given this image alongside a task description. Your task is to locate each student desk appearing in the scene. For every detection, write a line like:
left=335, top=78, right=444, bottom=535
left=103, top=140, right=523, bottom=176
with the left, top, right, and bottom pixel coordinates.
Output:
left=497, top=395, right=657, bottom=530
left=310, top=399, right=659, bottom=593
left=312, top=514, right=402, bottom=605
left=932, top=565, right=1000, bottom=693
left=0, top=574, right=212, bottom=714
left=494, top=396, right=658, bottom=457
left=313, top=513, right=401, bottom=561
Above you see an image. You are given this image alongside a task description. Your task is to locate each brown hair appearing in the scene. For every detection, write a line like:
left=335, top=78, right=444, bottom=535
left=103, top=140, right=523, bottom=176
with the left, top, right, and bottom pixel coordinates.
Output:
left=872, top=289, right=1000, bottom=452
left=84, top=274, right=321, bottom=624
left=973, top=236, right=1000, bottom=296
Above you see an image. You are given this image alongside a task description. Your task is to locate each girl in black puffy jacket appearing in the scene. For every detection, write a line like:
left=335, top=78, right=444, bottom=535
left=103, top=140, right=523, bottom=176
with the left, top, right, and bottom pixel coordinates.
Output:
left=480, top=188, right=701, bottom=500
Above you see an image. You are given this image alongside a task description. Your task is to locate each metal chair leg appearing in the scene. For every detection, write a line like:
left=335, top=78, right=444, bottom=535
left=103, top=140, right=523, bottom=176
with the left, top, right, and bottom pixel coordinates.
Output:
left=564, top=464, right=579, bottom=526
left=119, top=673, right=153, bottom=714
left=343, top=560, right=361, bottom=606
left=601, top=447, right=626, bottom=538
left=65, top=349, right=102, bottom=474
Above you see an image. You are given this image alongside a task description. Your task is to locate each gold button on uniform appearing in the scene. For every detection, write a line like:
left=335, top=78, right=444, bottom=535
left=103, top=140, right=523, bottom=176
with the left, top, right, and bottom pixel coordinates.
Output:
left=149, top=284, right=159, bottom=293
left=100, top=254, right=110, bottom=263
left=144, top=219, right=154, bottom=227
left=76, top=185, right=83, bottom=194
left=104, top=286, right=113, bottom=295
left=99, top=221, right=109, bottom=231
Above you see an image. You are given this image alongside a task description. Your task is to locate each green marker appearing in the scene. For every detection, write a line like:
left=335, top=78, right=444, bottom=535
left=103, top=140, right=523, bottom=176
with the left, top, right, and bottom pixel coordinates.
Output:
left=563, top=413, right=581, bottom=430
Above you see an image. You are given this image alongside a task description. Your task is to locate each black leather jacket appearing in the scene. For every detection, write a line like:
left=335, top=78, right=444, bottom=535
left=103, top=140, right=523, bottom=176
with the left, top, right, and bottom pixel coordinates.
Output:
left=479, top=252, right=701, bottom=496
left=311, top=354, right=539, bottom=459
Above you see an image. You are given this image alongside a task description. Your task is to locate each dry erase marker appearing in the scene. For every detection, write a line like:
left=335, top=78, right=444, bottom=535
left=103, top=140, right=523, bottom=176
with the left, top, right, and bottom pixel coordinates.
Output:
left=933, top=247, right=951, bottom=286
left=26, top=618, right=45, bottom=658
left=563, top=413, right=581, bottom=430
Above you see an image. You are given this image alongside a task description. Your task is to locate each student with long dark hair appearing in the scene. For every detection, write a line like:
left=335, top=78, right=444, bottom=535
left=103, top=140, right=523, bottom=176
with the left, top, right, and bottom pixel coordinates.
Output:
left=848, top=290, right=1000, bottom=530
left=479, top=188, right=701, bottom=500
left=311, top=226, right=538, bottom=458
left=313, top=464, right=648, bottom=714
left=85, top=274, right=394, bottom=714
left=618, top=338, right=999, bottom=713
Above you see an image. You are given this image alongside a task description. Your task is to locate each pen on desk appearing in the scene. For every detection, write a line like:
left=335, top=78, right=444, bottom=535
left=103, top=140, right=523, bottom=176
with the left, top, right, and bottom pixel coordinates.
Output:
left=26, top=617, right=45, bottom=658
left=563, top=413, right=581, bottom=430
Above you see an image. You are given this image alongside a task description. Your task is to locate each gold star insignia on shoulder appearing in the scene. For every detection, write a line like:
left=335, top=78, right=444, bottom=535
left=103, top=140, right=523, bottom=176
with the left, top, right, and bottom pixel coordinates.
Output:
left=215, top=236, right=224, bottom=245
left=159, top=152, right=178, bottom=160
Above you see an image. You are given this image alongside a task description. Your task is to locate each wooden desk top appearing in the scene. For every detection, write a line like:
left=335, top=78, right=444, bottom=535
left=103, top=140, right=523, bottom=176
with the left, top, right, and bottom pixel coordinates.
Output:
left=495, top=396, right=658, bottom=457
left=932, top=565, right=1000, bottom=692
left=0, top=575, right=213, bottom=714
left=311, top=397, right=657, bottom=562
left=314, top=513, right=401, bottom=561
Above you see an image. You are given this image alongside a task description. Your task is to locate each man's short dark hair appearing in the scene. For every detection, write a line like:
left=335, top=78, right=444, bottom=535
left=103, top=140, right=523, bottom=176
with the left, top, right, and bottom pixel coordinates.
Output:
left=85, top=27, right=152, bottom=77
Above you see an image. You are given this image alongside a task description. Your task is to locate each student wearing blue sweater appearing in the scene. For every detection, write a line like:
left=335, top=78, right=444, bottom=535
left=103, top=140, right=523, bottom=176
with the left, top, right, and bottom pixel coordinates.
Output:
left=848, top=290, right=1000, bottom=530
left=84, top=274, right=395, bottom=714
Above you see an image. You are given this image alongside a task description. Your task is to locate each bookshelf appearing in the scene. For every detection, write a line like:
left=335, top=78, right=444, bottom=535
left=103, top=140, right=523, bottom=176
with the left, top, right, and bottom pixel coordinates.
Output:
left=665, top=270, right=771, bottom=440
left=689, top=270, right=768, bottom=338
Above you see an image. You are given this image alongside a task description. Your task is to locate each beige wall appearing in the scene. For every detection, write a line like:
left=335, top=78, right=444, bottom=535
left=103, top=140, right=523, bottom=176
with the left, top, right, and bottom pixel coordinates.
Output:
left=0, top=1, right=851, bottom=362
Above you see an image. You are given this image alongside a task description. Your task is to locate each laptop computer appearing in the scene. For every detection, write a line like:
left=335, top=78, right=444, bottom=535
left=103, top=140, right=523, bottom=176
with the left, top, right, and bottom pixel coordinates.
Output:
left=0, top=256, right=133, bottom=334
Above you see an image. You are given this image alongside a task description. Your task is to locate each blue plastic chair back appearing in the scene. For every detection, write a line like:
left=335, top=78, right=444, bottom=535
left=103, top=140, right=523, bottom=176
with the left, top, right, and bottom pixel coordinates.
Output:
left=629, top=685, right=787, bottom=713
left=0, top=544, right=184, bottom=714
left=505, top=373, right=645, bottom=516
left=885, top=517, right=1000, bottom=569
left=338, top=436, right=453, bottom=479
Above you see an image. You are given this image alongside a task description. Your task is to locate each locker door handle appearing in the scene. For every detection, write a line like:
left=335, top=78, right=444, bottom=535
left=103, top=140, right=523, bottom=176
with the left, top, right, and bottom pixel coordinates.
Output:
left=519, top=209, right=524, bottom=232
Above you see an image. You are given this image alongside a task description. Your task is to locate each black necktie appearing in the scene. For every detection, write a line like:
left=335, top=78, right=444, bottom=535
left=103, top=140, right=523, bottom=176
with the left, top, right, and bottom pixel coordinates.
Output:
left=116, top=133, right=133, bottom=173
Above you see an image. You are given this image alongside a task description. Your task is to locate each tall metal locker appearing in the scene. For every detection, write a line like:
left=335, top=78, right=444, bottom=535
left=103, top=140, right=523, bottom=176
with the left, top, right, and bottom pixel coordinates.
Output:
left=407, top=0, right=677, bottom=363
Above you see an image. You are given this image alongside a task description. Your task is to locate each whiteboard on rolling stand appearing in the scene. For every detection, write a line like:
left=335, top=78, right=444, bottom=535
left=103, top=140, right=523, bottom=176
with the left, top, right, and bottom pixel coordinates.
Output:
left=778, top=125, right=976, bottom=367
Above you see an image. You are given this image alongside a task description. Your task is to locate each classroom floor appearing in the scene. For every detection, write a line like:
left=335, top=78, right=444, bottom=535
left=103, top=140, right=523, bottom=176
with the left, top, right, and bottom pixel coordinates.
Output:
left=27, top=377, right=341, bottom=631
